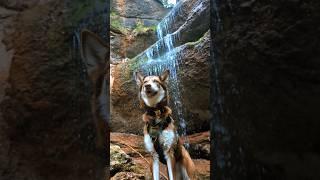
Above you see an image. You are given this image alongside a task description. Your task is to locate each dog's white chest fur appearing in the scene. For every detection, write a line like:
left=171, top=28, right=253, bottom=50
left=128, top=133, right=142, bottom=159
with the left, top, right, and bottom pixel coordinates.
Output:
left=159, top=130, right=176, bottom=150
left=144, top=129, right=177, bottom=153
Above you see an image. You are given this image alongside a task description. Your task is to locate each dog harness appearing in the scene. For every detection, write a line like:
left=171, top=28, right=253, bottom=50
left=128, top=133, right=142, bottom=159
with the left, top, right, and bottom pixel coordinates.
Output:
left=145, top=106, right=182, bottom=164
left=146, top=107, right=172, bottom=139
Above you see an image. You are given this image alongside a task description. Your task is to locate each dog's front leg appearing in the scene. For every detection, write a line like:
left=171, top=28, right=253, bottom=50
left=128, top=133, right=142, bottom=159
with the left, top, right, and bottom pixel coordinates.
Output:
left=152, top=152, right=160, bottom=180
left=161, top=129, right=176, bottom=180
left=165, top=152, right=175, bottom=180
left=145, top=134, right=160, bottom=180
left=144, top=126, right=160, bottom=180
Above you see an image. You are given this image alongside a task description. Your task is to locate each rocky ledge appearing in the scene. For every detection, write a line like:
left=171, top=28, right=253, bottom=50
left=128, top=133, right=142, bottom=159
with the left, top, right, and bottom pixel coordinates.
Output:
left=110, top=132, right=210, bottom=179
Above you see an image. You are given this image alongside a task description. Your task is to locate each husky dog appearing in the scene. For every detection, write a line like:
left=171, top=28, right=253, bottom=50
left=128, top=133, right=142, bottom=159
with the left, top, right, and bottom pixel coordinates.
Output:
left=135, top=70, right=195, bottom=180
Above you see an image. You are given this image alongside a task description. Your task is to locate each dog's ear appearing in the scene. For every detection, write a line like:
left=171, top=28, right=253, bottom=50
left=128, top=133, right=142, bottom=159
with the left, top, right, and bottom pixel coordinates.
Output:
left=135, top=71, right=144, bottom=86
left=80, top=29, right=108, bottom=78
left=160, top=69, right=170, bottom=82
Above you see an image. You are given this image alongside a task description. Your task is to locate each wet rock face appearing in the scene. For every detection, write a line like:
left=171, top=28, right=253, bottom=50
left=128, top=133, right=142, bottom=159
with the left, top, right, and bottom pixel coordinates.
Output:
left=111, top=0, right=169, bottom=21
left=179, top=32, right=211, bottom=134
left=0, top=1, right=105, bottom=180
left=110, top=0, right=169, bottom=61
left=111, top=30, right=157, bottom=60
left=0, top=0, right=51, bottom=11
left=214, top=0, right=320, bottom=179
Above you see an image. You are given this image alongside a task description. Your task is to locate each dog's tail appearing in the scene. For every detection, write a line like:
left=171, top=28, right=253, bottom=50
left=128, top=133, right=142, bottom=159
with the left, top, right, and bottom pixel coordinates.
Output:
left=177, top=137, right=195, bottom=179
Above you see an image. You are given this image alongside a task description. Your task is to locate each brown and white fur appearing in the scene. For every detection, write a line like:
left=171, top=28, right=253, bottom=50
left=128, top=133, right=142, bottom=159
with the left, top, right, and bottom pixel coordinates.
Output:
left=135, top=70, right=195, bottom=180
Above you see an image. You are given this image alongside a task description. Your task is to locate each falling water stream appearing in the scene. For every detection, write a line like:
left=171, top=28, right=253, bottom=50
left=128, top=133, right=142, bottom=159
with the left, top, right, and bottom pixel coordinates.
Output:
left=137, top=0, right=190, bottom=147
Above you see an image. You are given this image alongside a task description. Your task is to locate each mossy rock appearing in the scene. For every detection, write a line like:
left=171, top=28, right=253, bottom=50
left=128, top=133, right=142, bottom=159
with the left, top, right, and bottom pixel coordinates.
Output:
left=110, top=144, right=144, bottom=176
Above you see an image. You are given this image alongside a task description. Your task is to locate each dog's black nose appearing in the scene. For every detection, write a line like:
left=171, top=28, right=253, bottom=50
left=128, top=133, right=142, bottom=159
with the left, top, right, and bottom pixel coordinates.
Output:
left=145, top=84, right=151, bottom=89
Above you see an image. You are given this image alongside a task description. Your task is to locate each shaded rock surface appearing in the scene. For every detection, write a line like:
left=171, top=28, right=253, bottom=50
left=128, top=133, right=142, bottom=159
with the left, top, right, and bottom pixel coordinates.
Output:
left=0, top=0, right=51, bottom=11
left=187, top=131, right=210, bottom=159
left=110, top=0, right=169, bottom=61
left=111, top=0, right=169, bottom=21
left=110, top=132, right=210, bottom=179
left=213, top=0, right=320, bottom=179
left=0, top=1, right=106, bottom=180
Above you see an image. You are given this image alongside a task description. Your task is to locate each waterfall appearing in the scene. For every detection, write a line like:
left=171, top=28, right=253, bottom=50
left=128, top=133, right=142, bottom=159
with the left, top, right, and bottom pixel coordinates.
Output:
left=158, top=0, right=178, bottom=8
left=137, top=1, right=190, bottom=147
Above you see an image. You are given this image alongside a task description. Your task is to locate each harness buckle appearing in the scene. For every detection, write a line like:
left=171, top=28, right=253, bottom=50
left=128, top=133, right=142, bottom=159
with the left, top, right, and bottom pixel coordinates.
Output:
left=155, top=110, right=161, bottom=119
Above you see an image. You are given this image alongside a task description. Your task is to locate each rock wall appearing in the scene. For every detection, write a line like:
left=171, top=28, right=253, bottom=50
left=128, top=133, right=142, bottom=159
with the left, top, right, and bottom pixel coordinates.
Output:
left=0, top=5, right=16, bottom=180
left=0, top=1, right=106, bottom=179
left=110, top=0, right=169, bottom=61
left=213, top=0, right=320, bottom=179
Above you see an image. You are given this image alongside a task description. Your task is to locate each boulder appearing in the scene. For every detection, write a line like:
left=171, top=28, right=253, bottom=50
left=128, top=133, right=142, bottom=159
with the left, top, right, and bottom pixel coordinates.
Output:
left=111, top=0, right=169, bottom=21
left=110, top=144, right=143, bottom=177
left=110, top=0, right=169, bottom=61
left=0, top=6, right=17, bottom=179
left=0, top=0, right=51, bottom=11
left=213, top=0, right=320, bottom=179
left=0, top=1, right=107, bottom=179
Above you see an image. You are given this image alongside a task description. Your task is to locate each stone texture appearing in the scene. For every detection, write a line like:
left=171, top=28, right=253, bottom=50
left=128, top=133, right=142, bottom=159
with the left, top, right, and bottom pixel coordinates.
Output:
left=212, top=0, right=320, bottom=179
left=111, top=0, right=169, bottom=20
left=0, top=0, right=51, bottom=11
left=132, top=0, right=210, bottom=63
left=0, top=1, right=106, bottom=180
left=110, top=144, right=143, bottom=177
left=110, top=0, right=169, bottom=61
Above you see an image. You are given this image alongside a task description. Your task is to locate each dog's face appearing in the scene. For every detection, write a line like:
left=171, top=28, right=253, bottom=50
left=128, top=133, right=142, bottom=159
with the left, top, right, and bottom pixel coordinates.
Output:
left=135, top=70, right=170, bottom=107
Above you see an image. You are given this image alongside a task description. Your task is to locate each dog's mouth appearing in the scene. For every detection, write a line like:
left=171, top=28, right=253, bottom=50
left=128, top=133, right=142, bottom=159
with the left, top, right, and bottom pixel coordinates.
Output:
left=145, top=90, right=158, bottom=97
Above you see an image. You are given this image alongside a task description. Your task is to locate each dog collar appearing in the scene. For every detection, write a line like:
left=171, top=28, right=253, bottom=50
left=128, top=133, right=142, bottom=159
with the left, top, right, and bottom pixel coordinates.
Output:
left=146, top=106, right=165, bottom=118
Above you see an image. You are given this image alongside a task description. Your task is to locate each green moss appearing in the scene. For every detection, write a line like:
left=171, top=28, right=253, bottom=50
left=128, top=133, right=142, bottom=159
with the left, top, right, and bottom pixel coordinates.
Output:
left=111, top=18, right=129, bottom=34
left=124, top=164, right=144, bottom=174
left=129, top=55, right=148, bottom=72
left=110, top=11, right=117, bottom=17
left=185, top=31, right=209, bottom=47
left=133, top=20, right=156, bottom=34
left=117, top=55, right=148, bottom=82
